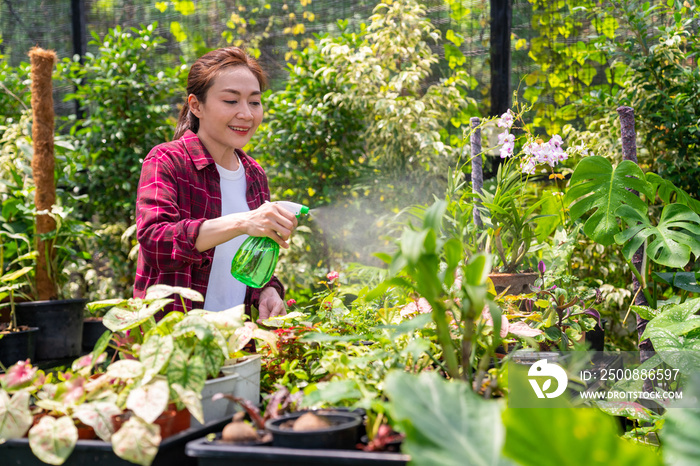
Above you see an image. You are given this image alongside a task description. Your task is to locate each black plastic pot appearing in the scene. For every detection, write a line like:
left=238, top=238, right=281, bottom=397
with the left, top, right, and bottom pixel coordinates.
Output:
left=82, top=317, right=108, bottom=353
left=0, top=416, right=230, bottom=466
left=0, top=326, right=39, bottom=367
left=585, top=319, right=607, bottom=352
left=185, top=437, right=410, bottom=466
left=265, top=411, right=362, bottom=450
left=15, top=299, right=86, bottom=361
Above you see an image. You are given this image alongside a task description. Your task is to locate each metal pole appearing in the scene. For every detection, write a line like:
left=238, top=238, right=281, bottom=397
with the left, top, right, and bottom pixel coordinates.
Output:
left=470, top=117, right=483, bottom=228
left=70, top=0, right=86, bottom=119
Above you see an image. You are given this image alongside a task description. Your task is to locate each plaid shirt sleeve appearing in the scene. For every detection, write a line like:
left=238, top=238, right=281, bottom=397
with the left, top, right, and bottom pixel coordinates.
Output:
left=135, top=146, right=213, bottom=272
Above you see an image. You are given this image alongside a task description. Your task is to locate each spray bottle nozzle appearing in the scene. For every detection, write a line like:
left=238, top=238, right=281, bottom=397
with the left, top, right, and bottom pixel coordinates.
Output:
left=275, top=201, right=310, bottom=218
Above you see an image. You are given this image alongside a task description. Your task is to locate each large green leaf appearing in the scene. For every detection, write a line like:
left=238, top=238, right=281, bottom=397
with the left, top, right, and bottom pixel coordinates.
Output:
left=385, top=371, right=508, bottom=466
left=646, top=172, right=700, bottom=215
left=615, top=203, right=700, bottom=268
left=565, top=156, right=652, bottom=246
left=663, top=376, right=700, bottom=466
left=652, top=272, right=700, bottom=293
left=640, top=298, right=700, bottom=371
left=28, top=416, right=78, bottom=465
left=503, top=405, right=661, bottom=466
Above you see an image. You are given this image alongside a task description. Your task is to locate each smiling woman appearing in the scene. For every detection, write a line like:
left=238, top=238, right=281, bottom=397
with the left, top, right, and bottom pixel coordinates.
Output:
left=133, top=47, right=297, bottom=321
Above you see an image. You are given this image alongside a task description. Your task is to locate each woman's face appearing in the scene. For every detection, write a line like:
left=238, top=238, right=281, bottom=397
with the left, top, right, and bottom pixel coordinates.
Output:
left=189, top=66, right=263, bottom=154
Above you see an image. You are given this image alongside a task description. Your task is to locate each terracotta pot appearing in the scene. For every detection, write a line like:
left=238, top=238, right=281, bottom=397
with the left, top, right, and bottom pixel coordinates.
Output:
left=488, top=272, right=538, bottom=296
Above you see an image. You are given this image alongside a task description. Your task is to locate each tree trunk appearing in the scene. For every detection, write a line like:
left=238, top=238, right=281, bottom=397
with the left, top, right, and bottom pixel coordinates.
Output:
left=29, top=47, right=58, bottom=301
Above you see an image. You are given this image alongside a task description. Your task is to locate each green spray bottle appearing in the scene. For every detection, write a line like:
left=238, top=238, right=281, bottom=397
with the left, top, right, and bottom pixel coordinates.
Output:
left=230, top=201, right=309, bottom=288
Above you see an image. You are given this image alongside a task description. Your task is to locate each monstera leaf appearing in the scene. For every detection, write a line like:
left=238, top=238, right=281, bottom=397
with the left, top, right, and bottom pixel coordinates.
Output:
left=565, top=156, right=653, bottom=246
left=614, top=203, right=700, bottom=268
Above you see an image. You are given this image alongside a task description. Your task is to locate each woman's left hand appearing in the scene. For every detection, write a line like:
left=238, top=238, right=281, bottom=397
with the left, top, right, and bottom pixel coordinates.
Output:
left=258, top=286, right=287, bottom=322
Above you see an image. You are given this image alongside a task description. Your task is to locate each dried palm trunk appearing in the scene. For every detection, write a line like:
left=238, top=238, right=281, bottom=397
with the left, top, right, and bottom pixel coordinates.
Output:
left=29, top=47, right=58, bottom=300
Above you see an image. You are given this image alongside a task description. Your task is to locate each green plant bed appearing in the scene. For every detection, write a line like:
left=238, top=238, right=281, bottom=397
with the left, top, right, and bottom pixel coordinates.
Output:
left=0, top=417, right=230, bottom=466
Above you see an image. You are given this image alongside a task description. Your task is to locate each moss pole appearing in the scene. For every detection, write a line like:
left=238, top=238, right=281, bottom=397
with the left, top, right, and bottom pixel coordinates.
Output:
left=29, top=47, right=58, bottom=301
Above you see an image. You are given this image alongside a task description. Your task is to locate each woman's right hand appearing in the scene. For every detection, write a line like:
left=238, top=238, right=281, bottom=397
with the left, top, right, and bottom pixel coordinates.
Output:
left=243, top=202, right=298, bottom=249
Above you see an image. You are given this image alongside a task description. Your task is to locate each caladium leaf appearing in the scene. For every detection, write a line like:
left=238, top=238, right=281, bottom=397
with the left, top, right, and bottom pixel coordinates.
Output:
left=111, top=416, right=161, bottom=466
left=0, top=389, right=33, bottom=441
left=252, top=328, right=279, bottom=352
left=615, top=203, right=700, bottom=268
left=126, top=378, right=169, bottom=424
left=139, top=334, right=174, bottom=385
left=73, top=401, right=122, bottom=442
left=565, top=156, right=652, bottom=246
left=171, top=383, right=203, bottom=424
left=145, top=284, right=204, bottom=302
left=166, top=349, right=206, bottom=394
left=195, top=305, right=245, bottom=332
left=106, top=359, right=145, bottom=380
left=228, top=323, right=255, bottom=353
left=103, top=298, right=173, bottom=332
left=28, top=416, right=78, bottom=465
left=385, top=371, right=506, bottom=466
left=193, top=338, right=225, bottom=378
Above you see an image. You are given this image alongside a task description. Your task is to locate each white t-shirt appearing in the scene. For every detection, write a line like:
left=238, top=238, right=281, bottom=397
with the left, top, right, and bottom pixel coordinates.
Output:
left=203, top=159, right=250, bottom=312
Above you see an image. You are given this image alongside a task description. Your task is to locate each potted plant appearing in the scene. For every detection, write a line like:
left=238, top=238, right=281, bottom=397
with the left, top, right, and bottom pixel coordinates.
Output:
left=0, top=234, right=36, bottom=367
left=0, top=284, right=266, bottom=466
left=475, top=107, right=582, bottom=294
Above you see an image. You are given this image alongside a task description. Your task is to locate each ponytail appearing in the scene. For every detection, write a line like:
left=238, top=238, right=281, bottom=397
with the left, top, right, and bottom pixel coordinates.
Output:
left=173, top=100, right=198, bottom=140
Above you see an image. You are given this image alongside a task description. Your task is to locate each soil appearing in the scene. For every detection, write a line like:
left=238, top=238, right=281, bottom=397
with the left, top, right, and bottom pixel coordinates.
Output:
left=0, top=323, right=35, bottom=333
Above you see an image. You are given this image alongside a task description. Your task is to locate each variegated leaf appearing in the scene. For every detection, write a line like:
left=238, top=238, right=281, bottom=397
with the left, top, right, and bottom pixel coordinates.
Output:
left=106, top=359, right=145, bottom=380
left=73, top=401, right=122, bottom=442
left=171, top=383, right=203, bottom=424
left=111, top=416, right=161, bottom=466
left=139, top=334, right=174, bottom=384
left=126, top=378, right=169, bottom=424
left=28, top=416, right=78, bottom=465
left=0, top=390, right=33, bottom=441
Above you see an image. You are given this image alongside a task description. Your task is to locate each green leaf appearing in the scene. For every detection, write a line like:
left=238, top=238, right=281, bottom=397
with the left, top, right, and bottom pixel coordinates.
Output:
left=615, top=203, right=700, bottom=268
left=28, top=416, right=78, bottom=465
left=652, top=272, right=700, bottom=293
left=565, top=156, right=652, bottom=246
left=503, top=404, right=661, bottom=466
left=595, top=401, right=655, bottom=422
left=663, top=376, right=700, bottom=466
left=641, top=298, right=700, bottom=370
left=171, top=383, right=203, bottom=424
left=385, top=371, right=506, bottom=466
left=301, top=380, right=362, bottom=407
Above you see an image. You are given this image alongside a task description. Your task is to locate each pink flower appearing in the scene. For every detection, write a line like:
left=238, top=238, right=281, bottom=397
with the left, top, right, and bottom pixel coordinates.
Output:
left=286, top=299, right=297, bottom=307
left=400, top=298, right=432, bottom=318
left=1, top=359, right=37, bottom=389
left=497, top=109, right=514, bottom=129
left=326, top=271, right=339, bottom=283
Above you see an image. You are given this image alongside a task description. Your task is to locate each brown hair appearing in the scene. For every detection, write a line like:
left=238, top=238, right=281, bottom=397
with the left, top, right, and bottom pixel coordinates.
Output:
left=173, top=47, right=268, bottom=140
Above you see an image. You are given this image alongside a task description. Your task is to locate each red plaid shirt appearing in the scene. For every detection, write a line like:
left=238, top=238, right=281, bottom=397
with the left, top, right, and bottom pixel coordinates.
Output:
left=134, top=130, right=284, bottom=315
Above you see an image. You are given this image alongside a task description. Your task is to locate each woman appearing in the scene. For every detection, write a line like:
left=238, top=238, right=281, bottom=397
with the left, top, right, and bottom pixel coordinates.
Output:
left=134, top=47, right=296, bottom=320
